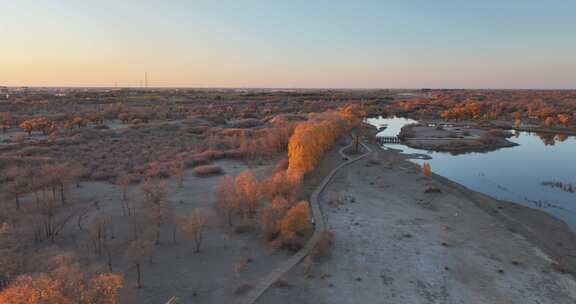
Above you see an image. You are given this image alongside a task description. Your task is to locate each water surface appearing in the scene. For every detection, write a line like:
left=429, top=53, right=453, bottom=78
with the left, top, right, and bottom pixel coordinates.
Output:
left=367, top=116, right=576, bottom=230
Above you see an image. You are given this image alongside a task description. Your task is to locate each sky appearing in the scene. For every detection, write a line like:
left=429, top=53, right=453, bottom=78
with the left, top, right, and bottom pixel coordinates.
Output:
left=1, top=0, right=575, bottom=89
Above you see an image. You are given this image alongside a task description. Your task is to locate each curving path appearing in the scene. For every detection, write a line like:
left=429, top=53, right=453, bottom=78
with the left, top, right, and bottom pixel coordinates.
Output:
left=239, top=137, right=372, bottom=304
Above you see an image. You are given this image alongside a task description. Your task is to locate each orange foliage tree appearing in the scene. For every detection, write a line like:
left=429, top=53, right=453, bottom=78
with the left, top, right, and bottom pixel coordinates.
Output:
left=0, top=112, right=13, bottom=133
left=19, top=117, right=57, bottom=136
left=422, top=162, right=432, bottom=177
left=287, top=108, right=360, bottom=181
left=280, top=201, right=311, bottom=237
left=0, top=270, right=123, bottom=304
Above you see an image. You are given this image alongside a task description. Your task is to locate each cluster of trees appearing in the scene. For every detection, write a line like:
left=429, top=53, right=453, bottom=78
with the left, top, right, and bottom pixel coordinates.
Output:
left=0, top=157, right=215, bottom=300
left=215, top=167, right=311, bottom=250
left=0, top=112, right=13, bottom=132
left=392, top=90, right=576, bottom=129
left=19, top=117, right=58, bottom=136
left=63, top=116, right=90, bottom=130
left=287, top=107, right=360, bottom=181
left=0, top=162, right=130, bottom=303
left=212, top=106, right=362, bottom=250
left=2, top=162, right=84, bottom=211
left=0, top=250, right=123, bottom=304
left=115, top=169, right=212, bottom=288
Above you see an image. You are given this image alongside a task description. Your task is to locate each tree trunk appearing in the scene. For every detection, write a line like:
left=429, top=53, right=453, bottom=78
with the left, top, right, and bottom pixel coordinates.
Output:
left=194, top=233, right=202, bottom=253
left=59, top=183, right=66, bottom=205
left=227, top=212, right=233, bottom=227
left=172, top=226, right=177, bottom=244
left=155, top=224, right=161, bottom=245
left=136, top=263, right=142, bottom=289
left=107, top=250, right=113, bottom=272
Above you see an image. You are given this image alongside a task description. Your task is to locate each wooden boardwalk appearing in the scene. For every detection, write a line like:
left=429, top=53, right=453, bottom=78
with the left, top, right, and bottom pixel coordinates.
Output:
left=375, top=136, right=401, bottom=144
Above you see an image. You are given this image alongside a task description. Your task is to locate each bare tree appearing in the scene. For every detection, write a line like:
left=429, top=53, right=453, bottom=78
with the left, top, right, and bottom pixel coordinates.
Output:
left=2, top=166, right=28, bottom=210
left=141, top=178, right=170, bottom=244
left=42, top=163, right=84, bottom=205
left=215, top=175, right=240, bottom=226
left=125, top=239, right=153, bottom=289
left=179, top=209, right=208, bottom=253
left=169, top=161, right=185, bottom=188
left=114, top=174, right=133, bottom=216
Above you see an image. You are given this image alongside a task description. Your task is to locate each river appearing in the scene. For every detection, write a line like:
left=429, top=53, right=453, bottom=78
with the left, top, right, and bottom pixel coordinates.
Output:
left=366, top=116, right=576, bottom=230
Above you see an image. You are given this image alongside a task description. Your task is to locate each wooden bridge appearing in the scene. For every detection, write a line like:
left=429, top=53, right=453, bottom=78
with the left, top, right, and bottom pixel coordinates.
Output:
left=375, top=136, right=402, bottom=144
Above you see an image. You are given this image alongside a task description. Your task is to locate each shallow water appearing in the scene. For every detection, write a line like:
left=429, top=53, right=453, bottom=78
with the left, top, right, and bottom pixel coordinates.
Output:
left=367, top=116, right=576, bottom=230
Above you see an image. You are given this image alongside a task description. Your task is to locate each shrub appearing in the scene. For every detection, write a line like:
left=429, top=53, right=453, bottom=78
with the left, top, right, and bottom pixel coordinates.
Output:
left=424, top=187, right=441, bottom=193
left=193, top=165, right=223, bottom=177
left=280, top=201, right=311, bottom=237
left=234, top=283, right=253, bottom=295
left=310, top=230, right=335, bottom=261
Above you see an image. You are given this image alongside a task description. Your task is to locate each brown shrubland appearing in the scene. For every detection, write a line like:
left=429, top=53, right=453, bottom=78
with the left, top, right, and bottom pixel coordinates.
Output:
left=193, top=164, right=224, bottom=177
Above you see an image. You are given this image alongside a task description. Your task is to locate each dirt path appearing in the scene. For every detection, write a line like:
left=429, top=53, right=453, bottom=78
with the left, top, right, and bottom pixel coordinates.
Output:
left=256, top=142, right=576, bottom=304
left=239, top=138, right=371, bottom=304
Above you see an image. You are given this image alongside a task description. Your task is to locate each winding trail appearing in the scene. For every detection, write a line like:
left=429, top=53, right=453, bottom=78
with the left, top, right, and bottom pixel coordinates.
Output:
left=239, top=137, right=372, bottom=304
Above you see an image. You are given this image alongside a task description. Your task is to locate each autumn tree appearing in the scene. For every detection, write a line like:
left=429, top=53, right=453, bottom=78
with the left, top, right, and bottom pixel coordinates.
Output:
left=260, top=196, right=291, bottom=241
left=42, top=162, right=84, bottom=205
left=19, top=119, right=34, bottom=136
left=280, top=201, right=311, bottom=237
left=0, top=256, right=124, bottom=303
left=2, top=166, right=28, bottom=210
left=0, top=274, right=66, bottom=303
left=235, top=170, right=260, bottom=217
left=557, top=114, right=571, bottom=127
left=286, top=109, right=359, bottom=181
left=178, top=208, right=209, bottom=253
left=215, top=175, right=240, bottom=226
left=19, top=117, right=57, bottom=136
left=141, top=178, right=170, bottom=244
left=259, top=170, right=297, bottom=201
left=115, top=174, right=133, bottom=216
left=422, top=162, right=432, bottom=177
left=86, top=273, right=124, bottom=304
left=544, top=116, right=558, bottom=128
left=0, top=112, right=13, bottom=133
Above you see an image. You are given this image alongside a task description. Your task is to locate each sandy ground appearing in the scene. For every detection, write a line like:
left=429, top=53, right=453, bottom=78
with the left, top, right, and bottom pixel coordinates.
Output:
left=257, top=143, right=576, bottom=303
left=18, top=159, right=291, bottom=304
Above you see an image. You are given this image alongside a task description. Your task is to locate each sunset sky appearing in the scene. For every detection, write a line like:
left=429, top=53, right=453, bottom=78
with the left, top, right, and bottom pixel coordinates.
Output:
left=1, top=0, right=575, bottom=88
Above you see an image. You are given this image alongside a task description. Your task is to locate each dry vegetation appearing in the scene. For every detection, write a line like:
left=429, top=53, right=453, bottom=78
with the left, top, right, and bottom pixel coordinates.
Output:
left=0, top=88, right=368, bottom=303
left=2, top=88, right=575, bottom=302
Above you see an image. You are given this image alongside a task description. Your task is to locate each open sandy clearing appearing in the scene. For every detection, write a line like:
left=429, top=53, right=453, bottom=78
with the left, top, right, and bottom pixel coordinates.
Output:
left=16, top=159, right=291, bottom=304
left=257, top=148, right=576, bottom=304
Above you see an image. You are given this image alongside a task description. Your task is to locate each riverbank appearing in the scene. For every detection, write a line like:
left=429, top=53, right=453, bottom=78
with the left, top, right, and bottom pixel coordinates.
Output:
left=255, top=124, right=576, bottom=304
left=374, top=124, right=576, bottom=277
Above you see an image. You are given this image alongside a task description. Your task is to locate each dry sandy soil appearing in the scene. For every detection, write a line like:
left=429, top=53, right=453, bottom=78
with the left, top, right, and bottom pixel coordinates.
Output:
left=257, top=142, right=576, bottom=304
left=18, top=159, right=291, bottom=304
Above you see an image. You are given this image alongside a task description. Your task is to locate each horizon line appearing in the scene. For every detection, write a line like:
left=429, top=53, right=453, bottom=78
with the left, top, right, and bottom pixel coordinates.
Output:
left=2, top=84, right=576, bottom=91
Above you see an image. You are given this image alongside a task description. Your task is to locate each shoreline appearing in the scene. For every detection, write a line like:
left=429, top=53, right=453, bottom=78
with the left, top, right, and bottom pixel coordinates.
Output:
left=365, top=123, right=576, bottom=276
left=403, top=138, right=518, bottom=154
left=257, top=126, right=576, bottom=303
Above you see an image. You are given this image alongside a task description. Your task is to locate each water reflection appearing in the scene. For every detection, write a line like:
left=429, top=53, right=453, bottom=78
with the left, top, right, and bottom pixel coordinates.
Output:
left=367, top=116, right=576, bottom=230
